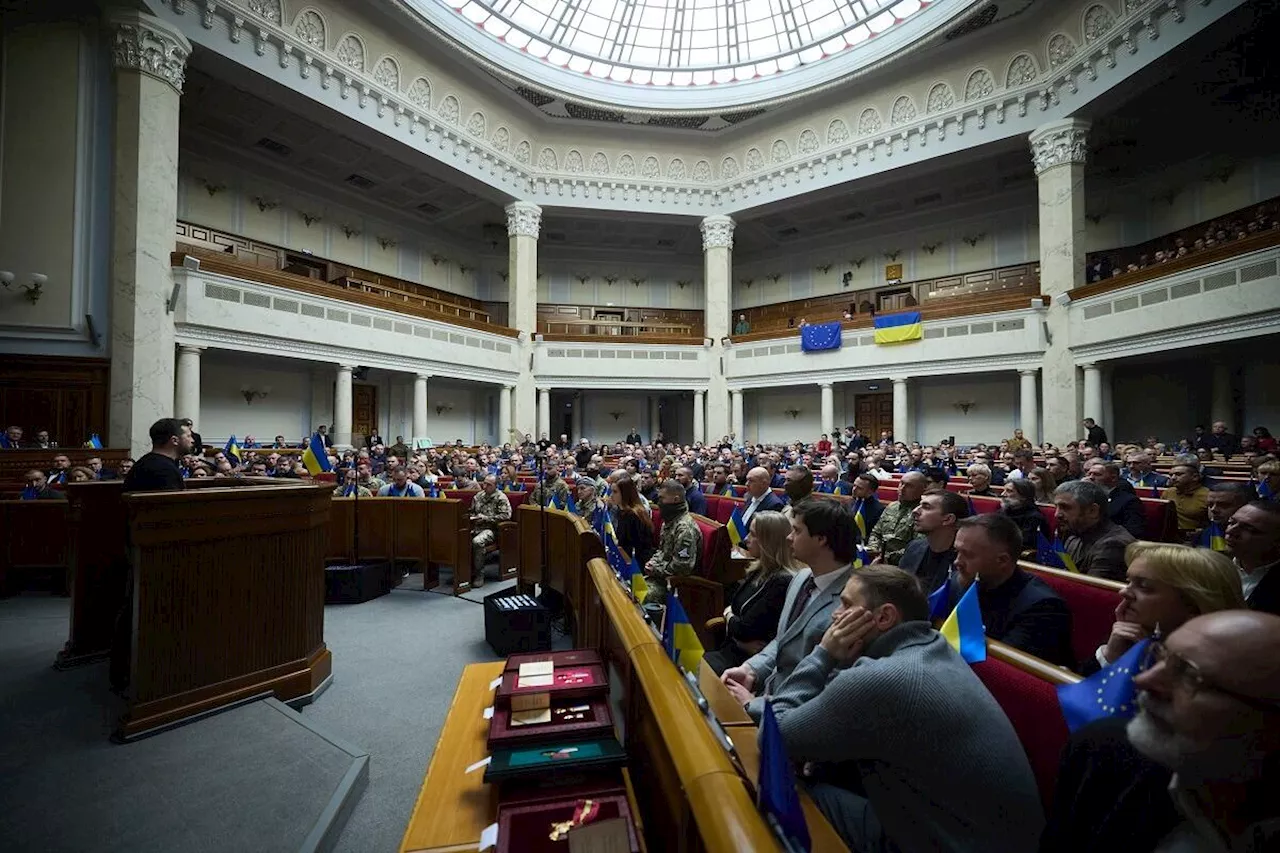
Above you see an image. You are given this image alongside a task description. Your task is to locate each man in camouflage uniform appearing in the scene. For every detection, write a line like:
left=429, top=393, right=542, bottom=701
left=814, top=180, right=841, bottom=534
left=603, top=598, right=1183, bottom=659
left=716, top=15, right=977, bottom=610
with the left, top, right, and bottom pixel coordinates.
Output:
left=575, top=479, right=601, bottom=520
left=528, top=469, right=572, bottom=508
left=470, top=475, right=512, bottom=587
left=867, top=470, right=926, bottom=565
left=644, top=479, right=700, bottom=605
left=333, top=467, right=372, bottom=497
left=356, top=461, right=384, bottom=494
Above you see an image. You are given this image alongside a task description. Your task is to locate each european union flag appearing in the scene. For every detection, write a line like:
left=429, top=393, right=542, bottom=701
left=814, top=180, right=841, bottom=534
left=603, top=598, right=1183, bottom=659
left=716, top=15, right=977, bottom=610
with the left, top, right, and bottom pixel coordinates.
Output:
left=662, top=592, right=704, bottom=673
left=800, top=321, right=843, bottom=352
left=940, top=580, right=986, bottom=663
left=591, top=501, right=609, bottom=537
left=1057, top=638, right=1149, bottom=733
left=727, top=504, right=748, bottom=548
left=426, top=481, right=441, bottom=499
left=758, top=700, right=812, bottom=853
left=1036, top=530, right=1078, bottom=573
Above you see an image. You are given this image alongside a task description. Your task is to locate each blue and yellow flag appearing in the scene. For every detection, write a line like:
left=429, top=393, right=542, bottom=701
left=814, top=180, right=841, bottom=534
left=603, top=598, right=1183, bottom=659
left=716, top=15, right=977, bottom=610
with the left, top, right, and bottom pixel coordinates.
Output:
left=873, top=311, right=923, bottom=345
left=223, top=435, right=243, bottom=466
left=854, top=544, right=869, bottom=568
left=727, top=504, right=748, bottom=548
left=301, top=433, right=331, bottom=475
left=627, top=551, right=648, bottom=602
left=851, top=498, right=868, bottom=541
left=1057, top=638, right=1149, bottom=732
left=940, top=581, right=986, bottom=663
left=87, top=434, right=103, bottom=449
left=758, top=700, right=811, bottom=853
left=927, top=575, right=953, bottom=622
left=662, top=592, right=703, bottom=673
left=1036, top=530, right=1078, bottom=573
left=1198, top=521, right=1227, bottom=552
left=565, top=490, right=578, bottom=515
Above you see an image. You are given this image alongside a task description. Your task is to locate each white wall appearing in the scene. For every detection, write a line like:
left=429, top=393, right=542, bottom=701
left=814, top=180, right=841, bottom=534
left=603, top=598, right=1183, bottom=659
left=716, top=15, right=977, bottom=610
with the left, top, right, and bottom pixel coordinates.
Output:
left=199, top=352, right=314, bottom=443
left=745, top=387, right=822, bottom=445
left=1243, top=360, right=1280, bottom=436
left=422, top=379, right=496, bottom=445
left=1112, top=364, right=1212, bottom=446
left=578, top=392, right=653, bottom=445
left=910, top=373, right=1018, bottom=446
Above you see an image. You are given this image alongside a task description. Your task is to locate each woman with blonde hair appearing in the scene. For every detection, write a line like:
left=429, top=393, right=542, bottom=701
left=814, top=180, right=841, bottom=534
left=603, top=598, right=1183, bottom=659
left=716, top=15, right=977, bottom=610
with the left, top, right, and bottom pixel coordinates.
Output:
left=703, top=510, right=799, bottom=675
left=1091, top=541, right=1244, bottom=671
left=1256, top=457, right=1280, bottom=500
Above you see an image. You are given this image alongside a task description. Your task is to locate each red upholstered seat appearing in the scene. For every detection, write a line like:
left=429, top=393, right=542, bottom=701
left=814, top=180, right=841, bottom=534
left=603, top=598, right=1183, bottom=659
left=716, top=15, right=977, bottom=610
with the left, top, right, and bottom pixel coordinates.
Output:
left=968, top=495, right=1002, bottom=515
left=944, top=481, right=970, bottom=493
left=1023, top=564, right=1122, bottom=665
left=1039, top=504, right=1058, bottom=537
left=691, top=515, right=724, bottom=579
left=1138, top=498, right=1178, bottom=542
left=507, top=491, right=528, bottom=510
left=970, top=656, right=1070, bottom=809
left=444, top=490, right=475, bottom=509
left=314, top=472, right=337, bottom=483
left=703, top=494, right=738, bottom=525
left=876, top=485, right=900, bottom=502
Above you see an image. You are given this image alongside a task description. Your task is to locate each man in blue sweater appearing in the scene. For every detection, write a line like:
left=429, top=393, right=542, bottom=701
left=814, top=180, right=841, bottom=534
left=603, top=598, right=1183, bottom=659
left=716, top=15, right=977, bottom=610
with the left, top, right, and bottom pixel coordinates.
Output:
left=770, top=565, right=1044, bottom=853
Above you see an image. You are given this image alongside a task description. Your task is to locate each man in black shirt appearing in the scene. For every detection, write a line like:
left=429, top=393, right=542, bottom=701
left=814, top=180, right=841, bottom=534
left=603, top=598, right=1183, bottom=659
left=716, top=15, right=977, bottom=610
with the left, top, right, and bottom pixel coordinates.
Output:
left=900, top=490, right=968, bottom=593
left=948, top=513, right=1074, bottom=667
left=180, top=418, right=202, bottom=455
left=1082, top=417, right=1108, bottom=447
left=123, top=418, right=191, bottom=492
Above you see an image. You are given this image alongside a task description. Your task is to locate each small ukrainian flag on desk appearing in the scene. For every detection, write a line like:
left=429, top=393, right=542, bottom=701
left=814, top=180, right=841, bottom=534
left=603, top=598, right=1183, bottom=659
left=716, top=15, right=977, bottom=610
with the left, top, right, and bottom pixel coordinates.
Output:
left=301, top=433, right=331, bottom=475
left=940, top=581, right=986, bottom=663
left=727, top=504, right=748, bottom=549
left=873, top=311, right=923, bottom=345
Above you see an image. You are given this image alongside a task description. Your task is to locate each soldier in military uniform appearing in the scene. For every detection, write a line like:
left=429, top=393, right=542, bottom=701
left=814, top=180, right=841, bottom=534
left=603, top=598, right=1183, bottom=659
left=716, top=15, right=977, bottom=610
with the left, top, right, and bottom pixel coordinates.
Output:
left=575, top=479, right=601, bottom=520
left=470, top=475, right=512, bottom=587
left=333, top=468, right=372, bottom=497
left=644, top=479, right=700, bottom=605
left=528, top=469, right=572, bottom=508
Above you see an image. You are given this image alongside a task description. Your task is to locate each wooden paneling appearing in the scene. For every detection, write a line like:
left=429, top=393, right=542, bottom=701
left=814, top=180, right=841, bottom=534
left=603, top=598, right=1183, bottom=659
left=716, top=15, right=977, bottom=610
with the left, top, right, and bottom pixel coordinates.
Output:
left=0, top=500, right=69, bottom=595
left=0, top=448, right=131, bottom=487
left=854, top=392, right=893, bottom=439
left=353, top=385, right=378, bottom=443
left=325, top=497, right=476, bottom=593
left=0, top=356, right=110, bottom=448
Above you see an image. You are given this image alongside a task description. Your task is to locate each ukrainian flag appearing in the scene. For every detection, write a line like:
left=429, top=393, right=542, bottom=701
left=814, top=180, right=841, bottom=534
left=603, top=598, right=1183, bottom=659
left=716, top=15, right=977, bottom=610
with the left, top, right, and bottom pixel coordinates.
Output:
left=223, top=435, right=243, bottom=466
left=1036, top=530, right=1078, bottom=573
left=301, top=433, right=332, bottom=475
left=1198, top=521, right=1227, bottom=552
left=627, top=551, right=648, bottom=601
left=940, top=581, right=986, bottom=663
left=662, top=592, right=703, bottom=673
left=851, top=499, right=868, bottom=541
left=87, top=434, right=103, bottom=449
left=854, top=544, right=869, bottom=568
left=565, top=491, right=578, bottom=515
left=727, top=504, right=748, bottom=548
left=873, top=311, right=923, bottom=345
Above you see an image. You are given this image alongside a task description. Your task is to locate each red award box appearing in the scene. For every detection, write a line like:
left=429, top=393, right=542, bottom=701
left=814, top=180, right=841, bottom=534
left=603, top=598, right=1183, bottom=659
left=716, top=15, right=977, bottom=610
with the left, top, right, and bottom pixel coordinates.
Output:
left=487, top=694, right=614, bottom=750
left=504, top=649, right=602, bottom=672
left=496, top=782, right=641, bottom=853
left=494, top=663, right=608, bottom=707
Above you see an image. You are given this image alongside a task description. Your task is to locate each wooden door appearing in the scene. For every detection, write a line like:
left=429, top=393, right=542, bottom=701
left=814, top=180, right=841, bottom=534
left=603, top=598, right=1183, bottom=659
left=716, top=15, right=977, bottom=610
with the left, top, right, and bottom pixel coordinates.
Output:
left=854, top=393, right=893, bottom=440
left=353, top=385, right=378, bottom=442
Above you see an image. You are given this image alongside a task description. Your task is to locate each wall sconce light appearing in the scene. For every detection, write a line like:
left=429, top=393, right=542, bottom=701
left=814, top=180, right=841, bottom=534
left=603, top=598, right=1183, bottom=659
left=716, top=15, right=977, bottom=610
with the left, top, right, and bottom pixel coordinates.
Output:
left=430, top=253, right=445, bottom=265
left=458, top=264, right=471, bottom=274
left=848, top=257, right=866, bottom=269
left=201, top=178, right=226, bottom=196
left=883, top=249, right=902, bottom=262
left=299, top=210, right=322, bottom=227
left=499, top=271, right=510, bottom=282
left=629, top=276, right=645, bottom=287
left=253, top=197, right=279, bottom=212
left=575, top=273, right=591, bottom=285
left=962, top=233, right=987, bottom=247
left=921, top=241, right=942, bottom=255
left=341, top=224, right=361, bottom=239
left=0, top=271, right=45, bottom=304
left=676, top=279, right=691, bottom=289
left=377, top=236, right=397, bottom=250
left=767, top=273, right=782, bottom=284
left=953, top=400, right=976, bottom=415
left=842, top=271, right=853, bottom=287
left=241, top=387, right=270, bottom=405
left=435, top=403, right=454, bottom=416
left=603, top=275, right=618, bottom=286
left=815, top=263, right=832, bottom=274
left=739, top=277, right=754, bottom=288
left=608, top=410, right=625, bottom=421
left=784, top=408, right=801, bottom=419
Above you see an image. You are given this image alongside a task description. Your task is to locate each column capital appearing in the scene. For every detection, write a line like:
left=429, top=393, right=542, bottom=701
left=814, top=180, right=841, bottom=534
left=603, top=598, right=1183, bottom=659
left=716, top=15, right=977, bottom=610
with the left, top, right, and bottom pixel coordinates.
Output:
left=1079, top=362, right=1098, bottom=371
left=502, top=384, right=514, bottom=392
left=176, top=344, right=205, bottom=355
left=1028, top=118, right=1090, bottom=176
left=336, top=364, right=355, bottom=373
left=1018, top=368, right=1039, bottom=377
left=889, top=376, right=910, bottom=386
left=818, top=382, right=833, bottom=389
left=107, top=9, right=192, bottom=95
left=699, top=215, right=735, bottom=251
left=694, top=389, right=706, bottom=397
left=504, top=201, right=542, bottom=239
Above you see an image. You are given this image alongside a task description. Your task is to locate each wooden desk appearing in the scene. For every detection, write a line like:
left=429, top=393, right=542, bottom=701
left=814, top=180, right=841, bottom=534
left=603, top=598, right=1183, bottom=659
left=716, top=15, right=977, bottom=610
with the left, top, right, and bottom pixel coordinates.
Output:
left=400, top=661, right=502, bottom=853
left=726, top=727, right=850, bottom=852
left=698, top=659, right=753, bottom=727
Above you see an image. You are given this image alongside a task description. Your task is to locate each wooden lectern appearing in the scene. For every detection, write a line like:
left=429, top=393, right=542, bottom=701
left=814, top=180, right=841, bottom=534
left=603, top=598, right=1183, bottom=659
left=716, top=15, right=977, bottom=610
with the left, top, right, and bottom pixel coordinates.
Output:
left=115, top=479, right=333, bottom=740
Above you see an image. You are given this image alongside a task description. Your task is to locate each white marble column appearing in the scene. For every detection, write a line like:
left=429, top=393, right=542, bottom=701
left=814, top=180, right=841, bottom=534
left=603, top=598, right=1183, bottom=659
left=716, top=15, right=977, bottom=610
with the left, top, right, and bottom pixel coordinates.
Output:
left=497, top=385, right=513, bottom=446
left=333, top=365, right=354, bottom=447
left=571, top=393, right=583, bottom=442
left=174, top=345, right=203, bottom=426
left=731, top=389, right=745, bottom=444
left=310, top=368, right=334, bottom=433
left=1018, top=369, right=1040, bottom=446
left=106, top=10, right=191, bottom=456
left=819, top=383, right=835, bottom=440
left=1082, top=363, right=1103, bottom=433
left=506, top=201, right=541, bottom=437
left=701, top=215, right=733, bottom=439
left=537, top=387, right=551, bottom=439
left=891, top=377, right=910, bottom=442
left=649, top=396, right=661, bottom=442
left=412, top=373, right=429, bottom=440
left=692, top=391, right=706, bottom=445
left=1210, top=364, right=1234, bottom=431
left=1030, top=118, right=1090, bottom=446
left=1101, top=366, right=1116, bottom=443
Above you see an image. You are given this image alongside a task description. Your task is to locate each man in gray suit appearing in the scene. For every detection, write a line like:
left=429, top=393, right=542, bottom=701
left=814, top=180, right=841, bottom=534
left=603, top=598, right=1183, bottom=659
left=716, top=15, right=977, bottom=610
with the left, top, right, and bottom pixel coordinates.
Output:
left=721, top=499, right=856, bottom=720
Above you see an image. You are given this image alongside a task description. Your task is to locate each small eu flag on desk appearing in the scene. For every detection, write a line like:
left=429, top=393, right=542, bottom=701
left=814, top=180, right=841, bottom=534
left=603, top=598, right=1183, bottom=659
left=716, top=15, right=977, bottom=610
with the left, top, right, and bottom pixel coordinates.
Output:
left=1057, top=638, right=1149, bottom=732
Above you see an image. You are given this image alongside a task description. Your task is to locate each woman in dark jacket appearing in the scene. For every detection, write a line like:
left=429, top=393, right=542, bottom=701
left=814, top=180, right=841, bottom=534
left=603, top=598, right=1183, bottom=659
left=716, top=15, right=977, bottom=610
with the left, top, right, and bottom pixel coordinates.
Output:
left=702, top=510, right=799, bottom=675
left=1000, top=478, right=1047, bottom=554
left=611, top=475, right=655, bottom=567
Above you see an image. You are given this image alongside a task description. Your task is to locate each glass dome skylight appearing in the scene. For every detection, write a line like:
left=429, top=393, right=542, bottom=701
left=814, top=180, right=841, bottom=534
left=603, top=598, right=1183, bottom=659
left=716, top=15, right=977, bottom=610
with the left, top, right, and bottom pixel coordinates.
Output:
left=437, top=0, right=933, bottom=87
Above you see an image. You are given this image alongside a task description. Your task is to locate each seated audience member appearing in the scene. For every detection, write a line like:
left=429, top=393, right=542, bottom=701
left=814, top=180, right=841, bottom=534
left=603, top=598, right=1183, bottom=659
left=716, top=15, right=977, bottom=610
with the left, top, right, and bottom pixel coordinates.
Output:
left=528, top=468, right=571, bottom=508
left=31, top=430, right=55, bottom=449
left=815, top=434, right=833, bottom=455
left=642, top=479, right=700, bottom=605
left=965, top=463, right=997, bottom=496
left=867, top=471, right=926, bottom=565
left=189, top=466, right=211, bottom=479
left=68, top=466, right=94, bottom=483
left=1000, top=479, right=1047, bottom=551
left=1054, top=480, right=1135, bottom=581
left=1122, top=450, right=1169, bottom=490
left=1255, top=426, right=1277, bottom=454
left=863, top=450, right=894, bottom=480
left=333, top=468, right=371, bottom=497
left=814, top=463, right=848, bottom=495
left=848, top=474, right=884, bottom=540
left=469, top=475, right=512, bottom=588
left=674, top=466, right=706, bottom=516
left=703, top=511, right=799, bottom=675
left=20, top=469, right=66, bottom=500
left=1007, top=428, right=1033, bottom=451
left=949, top=513, right=1073, bottom=666
left=46, top=454, right=72, bottom=485
left=377, top=466, right=425, bottom=497
left=722, top=500, right=858, bottom=719
left=611, top=475, right=656, bottom=567
left=781, top=464, right=814, bottom=516
left=575, top=479, right=601, bottom=520
left=741, top=466, right=786, bottom=525
left=900, top=491, right=968, bottom=593
left=1256, top=458, right=1280, bottom=501
left=1201, top=419, right=1239, bottom=457
left=1161, top=458, right=1210, bottom=537
left=1084, top=460, right=1147, bottom=539
left=2, top=425, right=24, bottom=448
left=923, top=467, right=951, bottom=494
left=1089, top=542, right=1243, bottom=673
left=118, top=458, right=134, bottom=478
left=1126, top=611, right=1280, bottom=851
left=1202, top=481, right=1257, bottom=550
left=85, top=456, right=114, bottom=480
left=1225, top=500, right=1280, bottom=615
left=706, top=464, right=735, bottom=496
left=1027, top=467, right=1057, bottom=504
left=1006, top=448, right=1036, bottom=480
left=771, top=566, right=1044, bottom=853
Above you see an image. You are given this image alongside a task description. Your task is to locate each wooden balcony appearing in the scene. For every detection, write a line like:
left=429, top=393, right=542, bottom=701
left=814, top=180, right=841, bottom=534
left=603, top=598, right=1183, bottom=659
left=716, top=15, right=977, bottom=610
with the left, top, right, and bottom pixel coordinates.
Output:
left=536, top=302, right=704, bottom=342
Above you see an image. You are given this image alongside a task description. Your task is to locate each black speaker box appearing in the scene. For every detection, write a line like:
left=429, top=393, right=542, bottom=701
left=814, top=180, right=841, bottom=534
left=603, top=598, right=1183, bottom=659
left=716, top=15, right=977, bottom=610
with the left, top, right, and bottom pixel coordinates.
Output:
left=325, top=560, right=393, bottom=604
left=484, top=589, right=551, bottom=656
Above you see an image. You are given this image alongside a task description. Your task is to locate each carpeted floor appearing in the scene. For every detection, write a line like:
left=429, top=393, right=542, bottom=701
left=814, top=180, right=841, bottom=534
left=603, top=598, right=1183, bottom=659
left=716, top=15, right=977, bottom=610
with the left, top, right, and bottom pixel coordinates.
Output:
left=0, top=567, right=512, bottom=853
